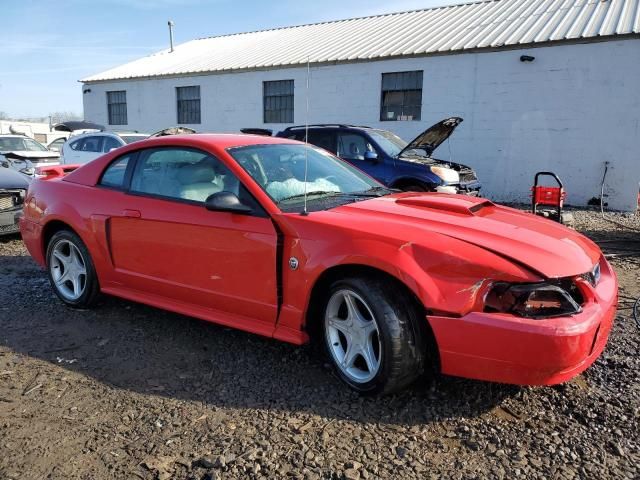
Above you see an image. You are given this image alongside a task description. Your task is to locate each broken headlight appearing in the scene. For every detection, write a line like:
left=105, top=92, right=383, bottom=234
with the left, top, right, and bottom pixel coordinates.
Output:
left=484, top=282, right=582, bottom=319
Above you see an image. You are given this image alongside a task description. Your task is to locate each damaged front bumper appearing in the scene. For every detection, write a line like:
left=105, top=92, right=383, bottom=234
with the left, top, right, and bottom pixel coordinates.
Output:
left=427, top=258, right=618, bottom=385
left=0, top=207, right=22, bottom=235
left=436, top=179, right=482, bottom=196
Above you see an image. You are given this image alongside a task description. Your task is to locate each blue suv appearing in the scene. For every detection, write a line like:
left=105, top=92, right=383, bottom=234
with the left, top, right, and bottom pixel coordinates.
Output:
left=274, top=117, right=481, bottom=195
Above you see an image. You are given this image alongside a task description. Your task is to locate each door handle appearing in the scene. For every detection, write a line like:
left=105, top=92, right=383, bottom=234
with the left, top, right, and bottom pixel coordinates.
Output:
left=122, top=209, right=141, bottom=218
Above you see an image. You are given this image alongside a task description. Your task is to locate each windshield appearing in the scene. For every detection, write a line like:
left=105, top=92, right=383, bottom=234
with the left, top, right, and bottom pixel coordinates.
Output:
left=120, top=135, right=149, bottom=144
left=368, top=129, right=407, bottom=157
left=227, top=144, right=389, bottom=212
left=0, top=137, right=49, bottom=152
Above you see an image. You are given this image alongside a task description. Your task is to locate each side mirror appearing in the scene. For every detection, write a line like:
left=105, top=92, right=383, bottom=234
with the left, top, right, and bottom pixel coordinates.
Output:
left=364, top=151, right=379, bottom=162
left=205, top=191, right=253, bottom=214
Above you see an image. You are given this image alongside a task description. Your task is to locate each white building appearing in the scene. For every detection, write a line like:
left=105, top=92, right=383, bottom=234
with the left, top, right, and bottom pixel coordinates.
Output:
left=82, top=0, right=640, bottom=210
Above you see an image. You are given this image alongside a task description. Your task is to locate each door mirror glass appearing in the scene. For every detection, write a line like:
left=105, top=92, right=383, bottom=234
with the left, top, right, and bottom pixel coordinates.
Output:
left=364, top=151, right=378, bottom=161
left=205, top=191, right=253, bottom=214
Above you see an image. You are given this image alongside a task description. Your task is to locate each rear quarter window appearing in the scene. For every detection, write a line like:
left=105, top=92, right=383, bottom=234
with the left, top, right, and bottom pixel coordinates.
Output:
left=99, top=154, right=132, bottom=189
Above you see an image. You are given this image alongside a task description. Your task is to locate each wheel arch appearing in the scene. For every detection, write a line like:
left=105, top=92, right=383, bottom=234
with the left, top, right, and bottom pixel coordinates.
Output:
left=389, top=176, right=437, bottom=191
left=304, top=263, right=440, bottom=370
left=41, top=219, right=80, bottom=261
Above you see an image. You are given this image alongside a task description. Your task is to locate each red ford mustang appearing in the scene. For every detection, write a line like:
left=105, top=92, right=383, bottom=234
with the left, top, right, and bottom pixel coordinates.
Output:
left=20, top=134, right=617, bottom=394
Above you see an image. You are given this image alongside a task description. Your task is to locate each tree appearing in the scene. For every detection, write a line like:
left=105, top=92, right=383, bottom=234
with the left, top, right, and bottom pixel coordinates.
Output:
left=48, top=111, right=82, bottom=124
left=0, top=111, right=9, bottom=120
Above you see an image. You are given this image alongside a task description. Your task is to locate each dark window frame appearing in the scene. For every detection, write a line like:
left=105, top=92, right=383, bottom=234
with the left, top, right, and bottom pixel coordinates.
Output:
left=107, top=90, right=128, bottom=125
left=176, top=86, right=201, bottom=124
left=117, top=146, right=266, bottom=217
left=380, top=71, right=423, bottom=122
left=263, top=80, right=294, bottom=124
left=80, top=136, right=105, bottom=153
left=102, top=136, right=123, bottom=153
left=69, top=138, right=84, bottom=151
left=98, top=152, right=138, bottom=191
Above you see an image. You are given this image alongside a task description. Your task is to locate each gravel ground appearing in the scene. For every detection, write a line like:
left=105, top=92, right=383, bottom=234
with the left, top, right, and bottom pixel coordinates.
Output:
left=0, top=208, right=639, bottom=480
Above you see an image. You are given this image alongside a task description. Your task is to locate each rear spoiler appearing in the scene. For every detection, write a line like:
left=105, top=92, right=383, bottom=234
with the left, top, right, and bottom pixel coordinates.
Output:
left=35, top=164, right=81, bottom=180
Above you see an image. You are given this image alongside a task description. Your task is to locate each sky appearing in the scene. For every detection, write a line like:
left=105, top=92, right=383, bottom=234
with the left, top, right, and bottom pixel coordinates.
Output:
left=0, top=0, right=459, bottom=119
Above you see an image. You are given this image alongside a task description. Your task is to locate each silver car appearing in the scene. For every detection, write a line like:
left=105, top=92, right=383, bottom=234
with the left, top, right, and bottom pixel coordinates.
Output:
left=61, top=131, right=149, bottom=165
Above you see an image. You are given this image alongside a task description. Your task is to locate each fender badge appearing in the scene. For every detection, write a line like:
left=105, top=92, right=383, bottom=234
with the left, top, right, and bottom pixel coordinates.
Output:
left=289, top=257, right=299, bottom=270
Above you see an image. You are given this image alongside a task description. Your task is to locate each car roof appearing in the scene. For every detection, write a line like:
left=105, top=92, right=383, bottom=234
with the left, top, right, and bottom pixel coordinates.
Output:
left=283, top=124, right=372, bottom=132
left=62, top=133, right=304, bottom=186
left=68, top=131, right=147, bottom=140
left=146, top=133, right=299, bottom=149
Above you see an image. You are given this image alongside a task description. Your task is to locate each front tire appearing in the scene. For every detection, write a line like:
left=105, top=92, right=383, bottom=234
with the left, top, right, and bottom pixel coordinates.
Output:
left=322, top=276, right=426, bottom=395
left=46, top=230, right=100, bottom=308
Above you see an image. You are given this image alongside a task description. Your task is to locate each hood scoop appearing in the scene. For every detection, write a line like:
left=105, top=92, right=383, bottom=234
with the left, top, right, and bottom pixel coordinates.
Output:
left=395, top=195, right=494, bottom=216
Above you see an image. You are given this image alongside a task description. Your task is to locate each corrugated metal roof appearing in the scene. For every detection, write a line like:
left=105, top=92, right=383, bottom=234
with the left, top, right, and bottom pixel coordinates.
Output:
left=82, top=0, right=640, bottom=82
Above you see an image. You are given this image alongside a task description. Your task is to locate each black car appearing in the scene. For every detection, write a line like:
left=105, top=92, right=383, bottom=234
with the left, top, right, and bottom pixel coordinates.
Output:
left=275, top=117, right=481, bottom=195
left=0, top=163, right=30, bottom=236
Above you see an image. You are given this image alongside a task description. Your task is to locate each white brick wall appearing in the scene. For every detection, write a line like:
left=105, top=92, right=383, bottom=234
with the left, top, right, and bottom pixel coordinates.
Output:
left=83, top=39, right=640, bottom=210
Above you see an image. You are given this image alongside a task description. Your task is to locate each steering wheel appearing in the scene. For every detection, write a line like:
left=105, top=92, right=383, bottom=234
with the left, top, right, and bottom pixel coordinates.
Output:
left=239, top=155, right=268, bottom=186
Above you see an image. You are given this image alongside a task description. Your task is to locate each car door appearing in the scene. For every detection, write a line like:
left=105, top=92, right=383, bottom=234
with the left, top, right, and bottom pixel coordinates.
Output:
left=336, top=132, right=387, bottom=183
left=105, top=146, right=279, bottom=327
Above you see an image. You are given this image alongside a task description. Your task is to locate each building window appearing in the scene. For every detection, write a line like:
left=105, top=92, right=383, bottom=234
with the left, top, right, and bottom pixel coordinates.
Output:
left=176, top=86, right=201, bottom=124
left=380, top=71, right=423, bottom=121
left=263, top=80, right=294, bottom=124
left=107, top=91, right=127, bottom=125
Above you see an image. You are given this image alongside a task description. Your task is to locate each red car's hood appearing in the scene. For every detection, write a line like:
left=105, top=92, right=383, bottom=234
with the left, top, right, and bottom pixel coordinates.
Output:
left=335, top=194, right=600, bottom=279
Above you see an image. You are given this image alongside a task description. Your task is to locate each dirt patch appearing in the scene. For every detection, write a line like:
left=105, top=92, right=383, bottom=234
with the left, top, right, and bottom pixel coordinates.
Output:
left=1, top=209, right=639, bottom=479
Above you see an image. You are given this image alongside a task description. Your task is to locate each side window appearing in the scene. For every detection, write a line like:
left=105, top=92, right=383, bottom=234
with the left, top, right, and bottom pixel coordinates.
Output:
left=130, top=148, right=239, bottom=203
left=337, top=133, right=371, bottom=160
left=103, top=136, right=122, bottom=153
left=307, top=131, right=336, bottom=154
left=281, top=131, right=308, bottom=142
left=99, top=154, right=131, bottom=189
left=69, top=139, right=84, bottom=151
left=81, top=136, right=104, bottom=153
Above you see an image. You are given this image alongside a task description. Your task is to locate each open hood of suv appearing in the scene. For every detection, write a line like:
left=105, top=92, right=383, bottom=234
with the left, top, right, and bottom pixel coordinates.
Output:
left=398, top=117, right=463, bottom=158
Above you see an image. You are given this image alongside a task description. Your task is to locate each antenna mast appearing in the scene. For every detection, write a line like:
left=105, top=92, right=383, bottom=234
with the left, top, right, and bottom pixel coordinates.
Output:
left=302, top=57, right=310, bottom=216
left=168, top=20, right=175, bottom=52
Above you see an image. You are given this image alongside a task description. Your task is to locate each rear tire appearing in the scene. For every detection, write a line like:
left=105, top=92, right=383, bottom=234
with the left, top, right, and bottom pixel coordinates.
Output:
left=322, top=275, right=427, bottom=395
left=46, top=230, right=100, bottom=308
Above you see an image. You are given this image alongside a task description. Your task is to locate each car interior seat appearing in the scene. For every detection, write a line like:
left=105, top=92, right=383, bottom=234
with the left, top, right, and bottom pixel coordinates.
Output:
left=177, top=159, right=225, bottom=202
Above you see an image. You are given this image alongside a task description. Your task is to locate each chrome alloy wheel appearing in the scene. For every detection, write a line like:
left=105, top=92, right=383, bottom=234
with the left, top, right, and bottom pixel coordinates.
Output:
left=324, top=289, right=382, bottom=383
left=49, top=239, right=87, bottom=301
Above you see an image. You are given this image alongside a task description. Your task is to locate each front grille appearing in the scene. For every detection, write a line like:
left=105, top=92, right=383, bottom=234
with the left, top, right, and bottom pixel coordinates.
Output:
left=0, top=191, right=23, bottom=211
left=0, top=194, right=14, bottom=211
left=0, top=222, right=19, bottom=234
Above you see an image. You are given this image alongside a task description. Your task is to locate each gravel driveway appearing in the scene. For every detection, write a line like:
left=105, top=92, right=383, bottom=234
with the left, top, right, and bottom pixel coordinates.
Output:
left=1, top=209, right=638, bottom=480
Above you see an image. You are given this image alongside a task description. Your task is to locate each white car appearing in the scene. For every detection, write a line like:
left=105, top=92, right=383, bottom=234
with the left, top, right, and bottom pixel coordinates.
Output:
left=0, top=135, right=60, bottom=176
left=61, top=131, right=148, bottom=165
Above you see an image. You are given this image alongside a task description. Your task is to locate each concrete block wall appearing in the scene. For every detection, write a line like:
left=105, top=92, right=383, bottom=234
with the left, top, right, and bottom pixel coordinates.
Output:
left=83, top=39, right=640, bottom=210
